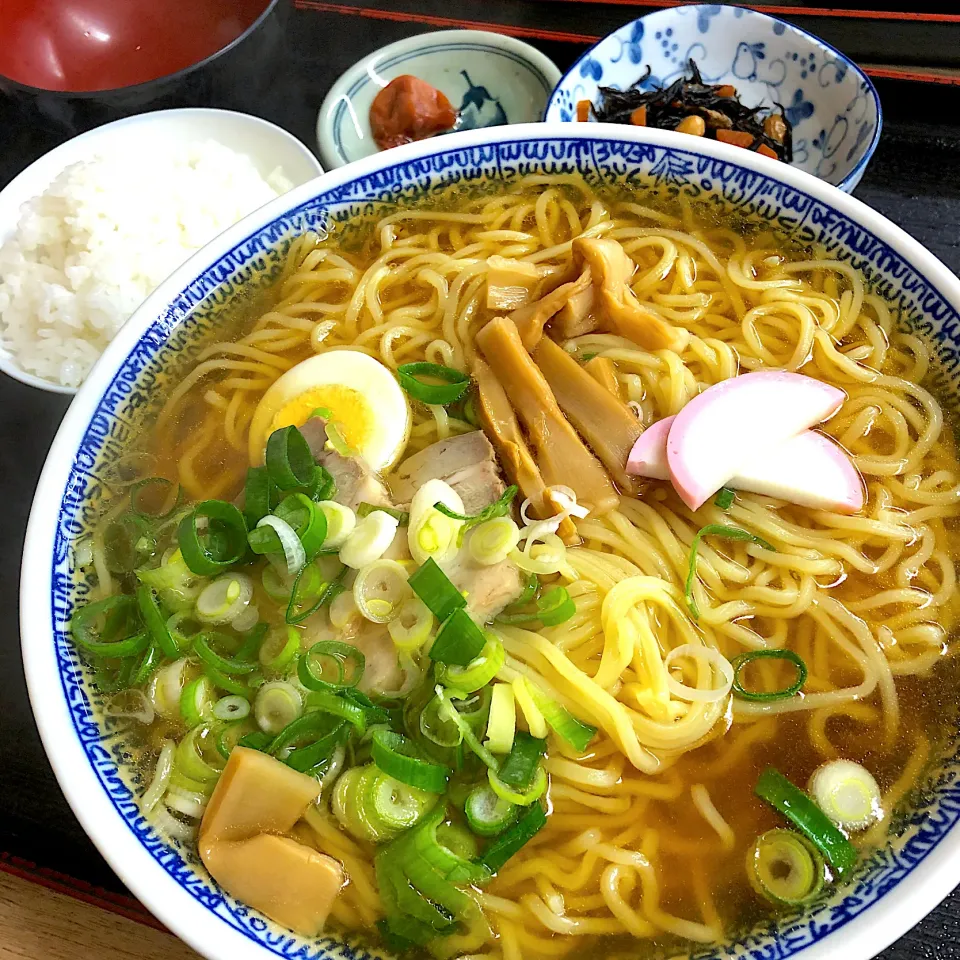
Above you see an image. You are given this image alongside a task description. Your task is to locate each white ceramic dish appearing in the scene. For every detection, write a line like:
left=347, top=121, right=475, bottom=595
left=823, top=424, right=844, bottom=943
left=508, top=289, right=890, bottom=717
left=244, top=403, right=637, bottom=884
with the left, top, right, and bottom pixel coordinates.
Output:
left=316, top=29, right=561, bottom=170
left=0, top=107, right=322, bottom=394
left=21, top=124, right=960, bottom=960
left=545, top=3, right=881, bottom=192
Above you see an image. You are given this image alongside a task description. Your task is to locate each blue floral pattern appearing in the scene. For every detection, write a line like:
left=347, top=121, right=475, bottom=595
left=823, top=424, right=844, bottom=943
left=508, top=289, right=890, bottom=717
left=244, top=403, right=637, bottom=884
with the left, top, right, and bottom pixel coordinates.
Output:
left=33, top=131, right=960, bottom=960
left=544, top=3, right=881, bottom=191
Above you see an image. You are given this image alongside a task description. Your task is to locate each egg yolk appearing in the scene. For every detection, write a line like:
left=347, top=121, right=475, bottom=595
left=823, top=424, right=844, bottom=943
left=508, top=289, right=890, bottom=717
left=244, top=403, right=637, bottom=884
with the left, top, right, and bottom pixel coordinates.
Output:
left=268, top=385, right=374, bottom=453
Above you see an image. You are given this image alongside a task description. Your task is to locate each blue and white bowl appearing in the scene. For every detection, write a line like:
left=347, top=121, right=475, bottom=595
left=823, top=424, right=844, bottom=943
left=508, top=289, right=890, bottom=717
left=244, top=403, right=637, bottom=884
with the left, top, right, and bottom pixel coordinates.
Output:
left=545, top=4, right=881, bottom=192
left=21, top=125, right=960, bottom=960
left=316, top=29, right=561, bottom=171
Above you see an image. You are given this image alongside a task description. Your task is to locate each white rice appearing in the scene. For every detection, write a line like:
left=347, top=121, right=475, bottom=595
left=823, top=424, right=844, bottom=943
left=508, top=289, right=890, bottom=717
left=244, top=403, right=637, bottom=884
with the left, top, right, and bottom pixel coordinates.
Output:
left=0, top=140, right=293, bottom=388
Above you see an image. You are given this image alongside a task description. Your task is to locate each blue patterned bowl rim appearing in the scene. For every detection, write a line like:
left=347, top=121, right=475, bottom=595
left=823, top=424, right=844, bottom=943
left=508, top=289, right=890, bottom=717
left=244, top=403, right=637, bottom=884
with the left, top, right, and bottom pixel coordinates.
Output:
left=20, top=123, right=960, bottom=960
left=544, top=2, right=883, bottom=193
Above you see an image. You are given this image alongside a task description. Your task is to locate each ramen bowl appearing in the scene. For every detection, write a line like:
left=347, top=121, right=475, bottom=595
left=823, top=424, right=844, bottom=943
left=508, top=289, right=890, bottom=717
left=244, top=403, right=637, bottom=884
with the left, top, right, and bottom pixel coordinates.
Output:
left=21, top=124, right=960, bottom=960
left=544, top=4, right=881, bottom=192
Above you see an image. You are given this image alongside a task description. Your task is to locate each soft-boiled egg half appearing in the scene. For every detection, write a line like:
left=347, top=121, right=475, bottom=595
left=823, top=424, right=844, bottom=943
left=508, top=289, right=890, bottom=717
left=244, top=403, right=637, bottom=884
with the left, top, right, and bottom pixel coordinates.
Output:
left=248, top=350, right=411, bottom=471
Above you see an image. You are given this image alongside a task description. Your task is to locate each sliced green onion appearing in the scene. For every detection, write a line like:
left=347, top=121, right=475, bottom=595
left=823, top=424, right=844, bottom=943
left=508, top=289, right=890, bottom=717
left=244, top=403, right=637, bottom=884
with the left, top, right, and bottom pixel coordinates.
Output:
left=524, top=679, right=596, bottom=753
left=808, top=760, right=882, bottom=832
left=130, top=477, right=181, bottom=519
left=387, top=597, right=434, bottom=652
left=275, top=493, right=328, bottom=557
left=357, top=502, right=410, bottom=525
left=322, top=421, right=355, bottom=458
left=213, top=695, right=250, bottom=721
left=193, top=632, right=257, bottom=675
left=258, top=625, right=300, bottom=672
left=433, top=485, right=518, bottom=537
left=304, top=688, right=370, bottom=732
left=136, top=585, right=180, bottom=658
left=747, top=829, right=825, bottom=905
left=254, top=680, right=302, bottom=735
left=469, top=516, right=521, bottom=566
left=372, top=729, right=451, bottom=793
left=484, top=683, right=516, bottom=755
left=287, top=562, right=344, bottom=624
left=243, top=466, right=277, bottom=528
left=176, top=724, right=223, bottom=782
left=267, top=711, right=345, bottom=765
left=371, top=771, right=438, bottom=832
left=408, top=557, right=466, bottom=621
left=354, top=559, right=410, bottom=624
left=465, top=784, right=519, bottom=837
left=435, top=685, right=499, bottom=771
left=755, top=767, right=858, bottom=878
left=419, top=694, right=463, bottom=748
left=430, top=609, right=486, bottom=666
left=178, top=500, right=248, bottom=577
left=70, top=595, right=146, bottom=657
left=194, top=573, right=254, bottom=626
left=480, top=802, right=547, bottom=873
left=489, top=765, right=547, bottom=807
left=265, top=425, right=316, bottom=491
left=180, top=676, right=215, bottom=728
left=339, top=510, right=400, bottom=569
left=298, top=640, right=364, bottom=691
left=215, top=718, right=258, bottom=758
left=397, top=362, right=470, bottom=405
left=136, top=548, right=202, bottom=614
left=304, top=463, right=336, bottom=503
left=406, top=806, right=487, bottom=884
left=317, top=500, right=357, bottom=547
left=309, top=406, right=333, bottom=420
left=497, top=731, right=546, bottom=789
left=438, top=634, right=504, bottom=692
left=714, top=486, right=736, bottom=510
left=204, top=663, right=250, bottom=697
left=130, top=641, right=161, bottom=686
left=685, top=524, right=775, bottom=620
left=497, top=586, right=576, bottom=627
left=731, top=649, right=807, bottom=702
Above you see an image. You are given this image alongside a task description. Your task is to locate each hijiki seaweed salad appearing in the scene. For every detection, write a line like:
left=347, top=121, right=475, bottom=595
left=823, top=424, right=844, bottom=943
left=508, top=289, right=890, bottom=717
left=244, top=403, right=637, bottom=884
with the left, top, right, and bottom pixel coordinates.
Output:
left=579, top=61, right=793, bottom=163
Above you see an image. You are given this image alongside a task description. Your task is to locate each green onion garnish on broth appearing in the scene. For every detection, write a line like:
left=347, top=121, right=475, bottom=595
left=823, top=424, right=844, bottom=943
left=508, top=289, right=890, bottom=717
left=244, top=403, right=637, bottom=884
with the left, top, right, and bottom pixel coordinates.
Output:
left=357, top=502, right=410, bottom=525
left=429, top=608, right=487, bottom=666
left=685, top=523, right=775, bottom=619
left=525, top=680, right=597, bottom=753
left=488, top=765, right=547, bottom=806
left=204, top=663, right=250, bottom=698
left=286, top=564, right=344, bottom=625
left=396, top=361, right=471, bottom=406
left=747, top=829, right=825, bottom=905
left=69, top=595, right=147, bottom=657
left=265, top=424, right=317, bottom=490
left=179, top=675, right=215, bottom=729
left=496, top=731, right=546, bottom=789
left=434, top=685, right=499, bottom=770
left=297, top=639, right=365, bottom=691
left=309, top=406, right=333, bottom=420
left=465, top=783, right=519, bottom=837
left=177, top=500, right=248, bottom=576
left=480, top=802, right=548, bottom=873
left=324, top=421, right=356, bottom=458
left=496, top=586, right=576, bottom=627
left=243, top=466, right=277, bottom=528
left=433, top=484, right=518, bottom=533
left=714, top=486, right=736, bottom=510
left=192, top=631, right=257, bottom=676
left=135, top=584, right=180, bottom=659
left=436, top=633, right=504, bottom=693
left=371, top=729, right=451, bottom=793
left=274, top=493, right=328, bottom=557
left=730, top=649, right=808, bottom=702
left=754, top=767, right=858, bottom=878
left=130, top=477, right=182, bottom=520
left=408, top=557, right=466, bottom=621
left=304, top=688, right=370, bottom=732
left=129, top=642, right=161, bottom=686
left=257, top=625, right=299, bottom=672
